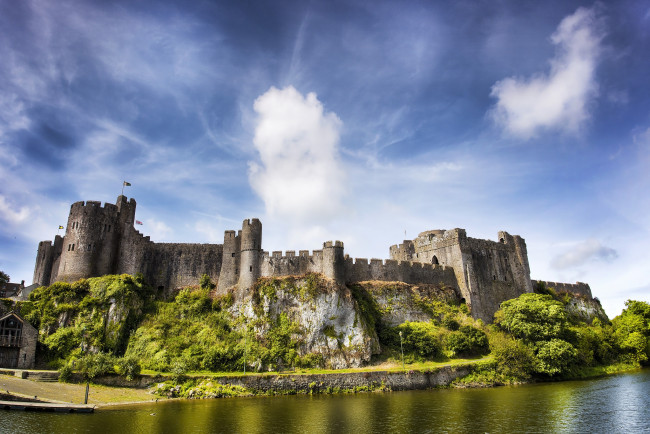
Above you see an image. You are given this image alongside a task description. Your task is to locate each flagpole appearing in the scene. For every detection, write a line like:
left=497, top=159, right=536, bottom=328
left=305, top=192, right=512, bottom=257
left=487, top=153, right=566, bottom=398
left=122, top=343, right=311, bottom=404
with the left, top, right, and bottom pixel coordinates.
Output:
left=121, top=182, right=125, bottom=196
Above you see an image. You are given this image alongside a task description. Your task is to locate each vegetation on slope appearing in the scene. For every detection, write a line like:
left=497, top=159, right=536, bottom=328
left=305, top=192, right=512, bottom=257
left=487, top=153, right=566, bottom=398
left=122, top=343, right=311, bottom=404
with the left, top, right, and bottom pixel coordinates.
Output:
left=9, top=274, right=649, bottom=389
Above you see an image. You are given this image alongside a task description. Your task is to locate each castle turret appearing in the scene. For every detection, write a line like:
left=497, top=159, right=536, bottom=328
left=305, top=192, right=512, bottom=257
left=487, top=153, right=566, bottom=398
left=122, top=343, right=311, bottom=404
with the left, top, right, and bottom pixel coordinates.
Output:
left=32, top=235, right=63, bottom=286
left=56, top=199, right=123, bottom=282
left=238, top=219, right=262, bottom=290
left=216, top=230, right=240, bottom=293
left=322, top=241, right=345, bottom=285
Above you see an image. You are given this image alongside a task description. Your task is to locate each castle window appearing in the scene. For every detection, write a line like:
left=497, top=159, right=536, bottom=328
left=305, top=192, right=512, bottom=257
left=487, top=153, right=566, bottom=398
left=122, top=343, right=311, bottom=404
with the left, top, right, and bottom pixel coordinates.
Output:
left=249, top=266, right=253, bottom=272
left=432, top=256, right=439, bottom=265
left=499, top=238, right=504, bottom=243
left=67, top=244, right=71, bottom=251
left=493, top=275, right=496, bottom=280
left=71, top=244, right=75, bottom=251
left=88, top=244, right=91, bottom=251
left=232, top=253, right=235, bottom=257
left=108, top=225, right=111, bottom=232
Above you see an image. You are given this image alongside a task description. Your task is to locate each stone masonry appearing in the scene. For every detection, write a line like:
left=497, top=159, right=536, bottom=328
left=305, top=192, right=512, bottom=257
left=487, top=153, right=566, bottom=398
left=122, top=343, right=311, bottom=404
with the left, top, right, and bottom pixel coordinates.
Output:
left=33, top=195, right=592, bottom=322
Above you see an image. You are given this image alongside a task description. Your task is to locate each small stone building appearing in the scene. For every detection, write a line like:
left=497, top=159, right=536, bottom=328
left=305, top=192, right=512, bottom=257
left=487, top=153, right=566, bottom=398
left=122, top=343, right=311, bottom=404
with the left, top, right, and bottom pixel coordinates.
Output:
left=0, top=312, right=37, bottom=369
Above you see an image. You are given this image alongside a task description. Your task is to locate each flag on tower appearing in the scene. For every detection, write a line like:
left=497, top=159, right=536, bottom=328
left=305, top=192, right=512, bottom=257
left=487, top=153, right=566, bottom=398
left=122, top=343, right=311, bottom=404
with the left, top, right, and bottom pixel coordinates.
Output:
left=136, top=220, right=143, bottom=225
left=123, top=181, right=131, bottom=186
left=58, top=225, right=64, bottom=229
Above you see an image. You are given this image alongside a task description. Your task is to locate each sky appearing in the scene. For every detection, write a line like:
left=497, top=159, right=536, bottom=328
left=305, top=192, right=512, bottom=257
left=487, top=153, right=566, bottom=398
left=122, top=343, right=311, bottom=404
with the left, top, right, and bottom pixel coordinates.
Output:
left=1, top=0, right=648, bottom=318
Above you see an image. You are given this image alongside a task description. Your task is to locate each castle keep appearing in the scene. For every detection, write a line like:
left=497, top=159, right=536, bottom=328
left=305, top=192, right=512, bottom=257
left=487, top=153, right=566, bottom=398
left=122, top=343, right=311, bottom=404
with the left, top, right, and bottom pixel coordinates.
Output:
left=33, top=195, right=592, bottom=322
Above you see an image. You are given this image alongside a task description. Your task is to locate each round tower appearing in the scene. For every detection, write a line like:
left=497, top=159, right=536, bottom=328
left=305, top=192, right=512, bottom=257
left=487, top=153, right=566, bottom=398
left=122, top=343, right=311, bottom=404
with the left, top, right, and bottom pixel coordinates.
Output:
left=216, top=230, right=240, bottom=293
left=238, top=218, right=262, bottom=290
left=57, top=200, right=121, bottom=282
left=322, top=241, right=345, bottom=285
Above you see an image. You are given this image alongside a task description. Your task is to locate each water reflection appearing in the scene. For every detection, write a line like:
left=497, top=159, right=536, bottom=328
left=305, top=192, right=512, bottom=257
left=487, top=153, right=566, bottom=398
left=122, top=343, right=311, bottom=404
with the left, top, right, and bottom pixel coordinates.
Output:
left=2, top=369, right=648, bottom=433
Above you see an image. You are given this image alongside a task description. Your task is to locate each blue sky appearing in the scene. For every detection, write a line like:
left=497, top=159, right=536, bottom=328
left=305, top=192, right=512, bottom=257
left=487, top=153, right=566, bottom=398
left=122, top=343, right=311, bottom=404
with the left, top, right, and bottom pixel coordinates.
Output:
left=1, top=0, right=648, bottom=317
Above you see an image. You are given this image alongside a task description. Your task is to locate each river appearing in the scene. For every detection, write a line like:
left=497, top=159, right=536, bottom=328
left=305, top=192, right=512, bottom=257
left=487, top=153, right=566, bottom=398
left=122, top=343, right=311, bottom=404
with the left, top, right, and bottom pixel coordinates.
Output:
left=3, top=369, right=649, bottom=433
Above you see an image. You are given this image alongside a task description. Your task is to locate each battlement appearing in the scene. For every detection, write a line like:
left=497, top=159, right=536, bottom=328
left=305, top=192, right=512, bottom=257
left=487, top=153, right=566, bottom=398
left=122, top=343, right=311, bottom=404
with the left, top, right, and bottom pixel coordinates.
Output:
left=242, top=218, right=262, bottom=227
left=346, top=256, right=456, bottom=286
left=533, top=280, right=593, bottom=299
left=323, top=240, right=344, bottom=248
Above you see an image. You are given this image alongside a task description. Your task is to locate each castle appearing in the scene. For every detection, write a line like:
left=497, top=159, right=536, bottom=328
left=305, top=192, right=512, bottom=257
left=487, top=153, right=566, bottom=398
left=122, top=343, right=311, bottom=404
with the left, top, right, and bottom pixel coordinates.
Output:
left=32, top=195, right=593, bottom=322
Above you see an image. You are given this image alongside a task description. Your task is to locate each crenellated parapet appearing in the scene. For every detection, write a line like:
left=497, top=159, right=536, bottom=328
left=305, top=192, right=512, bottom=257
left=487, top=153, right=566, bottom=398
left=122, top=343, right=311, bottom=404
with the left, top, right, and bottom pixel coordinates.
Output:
left=33, top=198, right=592, bottom=324
left=532, top=280, right=593, bottom=299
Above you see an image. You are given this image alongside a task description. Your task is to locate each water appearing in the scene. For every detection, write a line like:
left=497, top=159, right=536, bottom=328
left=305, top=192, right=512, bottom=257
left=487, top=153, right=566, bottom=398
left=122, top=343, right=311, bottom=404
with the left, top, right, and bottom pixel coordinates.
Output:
left=2, top=369, right=649, bottom=433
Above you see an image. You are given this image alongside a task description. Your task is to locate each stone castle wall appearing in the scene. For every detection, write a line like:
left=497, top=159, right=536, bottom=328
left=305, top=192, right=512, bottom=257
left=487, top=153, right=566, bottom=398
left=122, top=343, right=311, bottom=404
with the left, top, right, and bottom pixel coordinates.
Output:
left=33, top=195, right=591, bottom=323
left=532, top=280, right=593, bottom=299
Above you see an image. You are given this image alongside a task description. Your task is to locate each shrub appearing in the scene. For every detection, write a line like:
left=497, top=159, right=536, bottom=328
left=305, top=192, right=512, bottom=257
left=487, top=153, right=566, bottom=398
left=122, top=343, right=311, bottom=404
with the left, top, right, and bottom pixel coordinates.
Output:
left=114, top=356, right=142, bottom=381
left=442, top=316, right=460, bottom=331
left=394, top=322, right=442, bottom=360
left=495, top=293, right=568, bottom=342
left=489, top=333, right=535, bottom=380
left=445, top=325, right=489, bottom=357
left=76, top=352, right=116, bottom=380
left=533, top=339, right=578, bottom=376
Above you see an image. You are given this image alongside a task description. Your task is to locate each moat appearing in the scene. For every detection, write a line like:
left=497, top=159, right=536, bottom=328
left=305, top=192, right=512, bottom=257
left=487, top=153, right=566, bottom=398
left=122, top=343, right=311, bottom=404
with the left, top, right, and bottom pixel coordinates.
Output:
left=4, top=369, right=649, bottom=433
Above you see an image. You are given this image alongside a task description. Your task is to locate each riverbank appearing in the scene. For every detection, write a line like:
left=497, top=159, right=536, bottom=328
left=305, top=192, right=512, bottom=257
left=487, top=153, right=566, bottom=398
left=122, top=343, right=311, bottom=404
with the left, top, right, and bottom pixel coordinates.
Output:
left=1, top=358, right=644, bottom=407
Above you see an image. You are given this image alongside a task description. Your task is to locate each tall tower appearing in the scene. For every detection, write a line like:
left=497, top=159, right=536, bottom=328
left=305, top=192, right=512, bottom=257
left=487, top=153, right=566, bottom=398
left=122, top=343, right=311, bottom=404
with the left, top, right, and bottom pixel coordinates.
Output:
left=238, top=219, right=262, bottom=290
left=55, top=198, right=127, bottom=282
left=322, top=241, right=345, bottom=285
left=216, top=230, right=240, bottom=293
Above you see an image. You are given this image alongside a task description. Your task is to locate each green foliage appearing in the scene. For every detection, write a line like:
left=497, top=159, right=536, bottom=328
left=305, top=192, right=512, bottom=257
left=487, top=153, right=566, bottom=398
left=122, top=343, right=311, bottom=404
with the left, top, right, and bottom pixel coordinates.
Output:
left=442, top=316, right=460, bottom=331
left=533, top=339, right=578, bottom=376
left=612, top=300, right=650, bottom=366
left=74, top=352, right=117, bottom=380
left=444, top=325, right=489, bottom=357
left=348, top=284, right=383, bottom=335
left=43, top=327, right=81, bottom=360
left=495, top=293, right=568, bottom=342
left=199, top=274, right=215, bottom=291
left=0, top=270, right=9, bottom=284
left=393, top=322, right=442, bottom=361
left=490, top=333, right=535, bottom=381
left=114, top=355, right=142, bottom=381
left=26, top=274, right=153, bottom=364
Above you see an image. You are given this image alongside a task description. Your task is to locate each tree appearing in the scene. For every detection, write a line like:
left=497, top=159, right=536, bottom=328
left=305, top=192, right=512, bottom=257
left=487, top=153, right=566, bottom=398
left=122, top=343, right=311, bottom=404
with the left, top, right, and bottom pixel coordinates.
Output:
left=0, top=270, right=9, bottom=284
left=495, top=293, right=568, bottom=342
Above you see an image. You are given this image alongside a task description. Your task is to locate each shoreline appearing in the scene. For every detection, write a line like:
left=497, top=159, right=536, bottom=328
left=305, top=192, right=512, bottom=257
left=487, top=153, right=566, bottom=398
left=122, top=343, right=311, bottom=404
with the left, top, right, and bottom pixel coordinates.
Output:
left=2, top=363, right=645, bottom=409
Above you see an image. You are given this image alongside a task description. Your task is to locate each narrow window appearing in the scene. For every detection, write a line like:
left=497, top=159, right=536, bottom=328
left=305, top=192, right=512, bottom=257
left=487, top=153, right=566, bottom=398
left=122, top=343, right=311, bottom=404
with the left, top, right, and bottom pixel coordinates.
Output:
left=67, top=244, right=71, bottom=251
left=108, top=225, right=111, bottom=232
left=231, top=253, right=235, bottom=257
left=250, top=266, right=253, bottom=272
left=71, top=244, right=75, bottom=251
left=432, top=256, right=439, bottom=265
left=88, top=244, right=91, bottom=251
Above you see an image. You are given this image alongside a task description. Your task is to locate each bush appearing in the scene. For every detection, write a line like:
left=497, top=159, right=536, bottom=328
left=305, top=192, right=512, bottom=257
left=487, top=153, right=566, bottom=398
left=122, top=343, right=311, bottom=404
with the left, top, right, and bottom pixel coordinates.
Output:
left=114, top=356, right=142, bottom=381
left=495, top=293, right=568, bottom=342
left=445, top=326, right=489, bottom=357
left=394, top=322, right=442, bottom=360
left=442, top=316, right=460, bottom=331
left=491, top=334, right=535, bottom=380
left=76, top=353, right=116, bottom=380
left=533, top=339, right=578, bottom=376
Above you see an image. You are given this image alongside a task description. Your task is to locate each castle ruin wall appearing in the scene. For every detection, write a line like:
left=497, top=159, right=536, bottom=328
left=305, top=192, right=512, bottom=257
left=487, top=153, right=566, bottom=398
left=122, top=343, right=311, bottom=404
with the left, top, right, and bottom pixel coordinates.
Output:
left=532, top=280, right=593, bottom=299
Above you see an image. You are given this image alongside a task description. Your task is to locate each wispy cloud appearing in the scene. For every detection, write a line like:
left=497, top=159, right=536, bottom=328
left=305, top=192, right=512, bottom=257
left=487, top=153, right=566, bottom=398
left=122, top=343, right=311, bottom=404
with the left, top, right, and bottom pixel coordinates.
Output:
left=551, top=239, right=618, bottom=269
left=489, top=5, right=604, bottom=139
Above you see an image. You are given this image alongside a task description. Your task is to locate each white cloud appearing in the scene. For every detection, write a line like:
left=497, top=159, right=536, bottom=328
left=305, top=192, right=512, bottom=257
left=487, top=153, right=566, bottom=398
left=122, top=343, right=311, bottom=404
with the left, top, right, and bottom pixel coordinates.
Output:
left=550, top=239, right=618, bottom=270
left=248, top=86, right=345, bottom=223
left=490, top=6, right=604, bottom=139
left=0, top=195, right=30, bottom=224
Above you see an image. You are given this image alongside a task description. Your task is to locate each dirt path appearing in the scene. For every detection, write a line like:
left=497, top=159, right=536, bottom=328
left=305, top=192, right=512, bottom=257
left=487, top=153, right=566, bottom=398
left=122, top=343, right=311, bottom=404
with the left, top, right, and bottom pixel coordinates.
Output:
left=0, top=374, right=158, bottom=406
